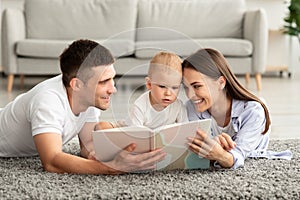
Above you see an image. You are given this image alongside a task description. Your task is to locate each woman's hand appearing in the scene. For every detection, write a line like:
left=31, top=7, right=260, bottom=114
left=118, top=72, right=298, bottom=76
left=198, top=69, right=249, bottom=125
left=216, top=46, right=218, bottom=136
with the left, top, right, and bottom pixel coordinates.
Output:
left=214, top=133, right=236, bottom=151
left=187, top=129, right=234, bottom=168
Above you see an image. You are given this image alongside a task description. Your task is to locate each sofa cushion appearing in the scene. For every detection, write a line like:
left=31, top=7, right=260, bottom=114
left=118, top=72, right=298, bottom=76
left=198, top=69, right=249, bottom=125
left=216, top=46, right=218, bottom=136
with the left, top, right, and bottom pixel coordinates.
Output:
left=16, top=40, right=71, bottom=59
left=17, top=58, right=61, bottom=75
left=25, top=0, right=138, bottom=41
left=137, top=0, right=246, bottom=41
left=16, top=39, right=135, bottom=58
left=135, top=38, right=252, bottom=58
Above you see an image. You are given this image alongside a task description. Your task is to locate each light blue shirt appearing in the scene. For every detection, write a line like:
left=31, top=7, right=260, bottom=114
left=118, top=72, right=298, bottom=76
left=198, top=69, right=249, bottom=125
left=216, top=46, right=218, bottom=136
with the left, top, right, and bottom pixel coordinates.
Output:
left=186, top=99, right=292, bottom=169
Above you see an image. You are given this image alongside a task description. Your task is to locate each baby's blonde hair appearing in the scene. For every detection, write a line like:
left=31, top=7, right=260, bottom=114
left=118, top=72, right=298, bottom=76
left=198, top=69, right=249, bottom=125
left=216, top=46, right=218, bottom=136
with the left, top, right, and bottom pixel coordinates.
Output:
left=148, top=51, right=182, bottom=78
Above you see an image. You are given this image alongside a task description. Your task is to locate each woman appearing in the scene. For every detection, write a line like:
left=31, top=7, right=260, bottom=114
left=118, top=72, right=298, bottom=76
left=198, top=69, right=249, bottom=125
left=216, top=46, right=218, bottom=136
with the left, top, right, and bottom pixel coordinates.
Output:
left=183, top=48, right=291, bottom=169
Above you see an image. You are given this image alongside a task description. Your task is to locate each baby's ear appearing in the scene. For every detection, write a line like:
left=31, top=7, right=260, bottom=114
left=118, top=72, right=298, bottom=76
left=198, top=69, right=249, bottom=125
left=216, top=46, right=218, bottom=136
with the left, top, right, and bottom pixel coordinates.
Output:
left=145, top=77, right=152, bottom=90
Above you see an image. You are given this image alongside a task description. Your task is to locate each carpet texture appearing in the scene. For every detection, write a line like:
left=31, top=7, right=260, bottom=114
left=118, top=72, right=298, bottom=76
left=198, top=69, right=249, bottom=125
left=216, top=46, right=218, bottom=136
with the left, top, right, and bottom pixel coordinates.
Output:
left=0, top=139, right=299, bottom=199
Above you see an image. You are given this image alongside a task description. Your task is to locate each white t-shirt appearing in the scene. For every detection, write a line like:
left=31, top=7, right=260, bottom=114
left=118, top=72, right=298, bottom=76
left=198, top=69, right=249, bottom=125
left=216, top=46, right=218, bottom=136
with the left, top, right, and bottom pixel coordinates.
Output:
left=210, top=117, right=235, bottom=137
left=125, top=91, right=188, bottom=130
left=0, top=75, right=100, bottom=157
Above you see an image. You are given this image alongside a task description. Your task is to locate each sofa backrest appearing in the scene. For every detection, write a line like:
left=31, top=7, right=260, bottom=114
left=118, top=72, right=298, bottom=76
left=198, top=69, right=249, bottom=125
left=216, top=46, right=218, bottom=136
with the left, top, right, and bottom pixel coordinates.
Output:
left=137, top=0, right=246, bottom=41
left=25, top=0, right=138, bottom=40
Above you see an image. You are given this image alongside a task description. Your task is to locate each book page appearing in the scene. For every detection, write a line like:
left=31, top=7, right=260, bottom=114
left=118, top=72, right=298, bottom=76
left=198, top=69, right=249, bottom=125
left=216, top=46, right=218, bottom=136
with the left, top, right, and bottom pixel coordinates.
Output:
left=155, top=119, right=211, bottom=147
left=154, top=119, right=211, bottom=170
left=93, top=127, right=154, bottom=162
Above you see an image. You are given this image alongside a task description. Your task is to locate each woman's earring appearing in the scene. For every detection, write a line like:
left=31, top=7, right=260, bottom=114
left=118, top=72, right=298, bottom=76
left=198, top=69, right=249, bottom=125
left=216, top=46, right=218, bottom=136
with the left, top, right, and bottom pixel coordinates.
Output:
left=220, top=84, right=225, bottom=90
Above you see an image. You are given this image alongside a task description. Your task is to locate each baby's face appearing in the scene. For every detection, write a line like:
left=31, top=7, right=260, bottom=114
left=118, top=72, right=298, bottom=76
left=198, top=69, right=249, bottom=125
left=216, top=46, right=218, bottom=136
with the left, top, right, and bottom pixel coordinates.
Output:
left=147, top=68, right=182, bottom=110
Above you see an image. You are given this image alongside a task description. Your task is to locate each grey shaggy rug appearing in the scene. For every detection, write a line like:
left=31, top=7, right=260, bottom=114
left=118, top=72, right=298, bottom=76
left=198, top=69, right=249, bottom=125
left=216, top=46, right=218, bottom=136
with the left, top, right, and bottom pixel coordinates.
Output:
left=0, top=139, right=299, bottom=199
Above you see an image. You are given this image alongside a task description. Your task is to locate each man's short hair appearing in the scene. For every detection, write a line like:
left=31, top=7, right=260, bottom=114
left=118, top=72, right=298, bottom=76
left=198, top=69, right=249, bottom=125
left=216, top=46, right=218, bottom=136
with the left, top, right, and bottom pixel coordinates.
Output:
left=59, top=39, right=114, bottom=87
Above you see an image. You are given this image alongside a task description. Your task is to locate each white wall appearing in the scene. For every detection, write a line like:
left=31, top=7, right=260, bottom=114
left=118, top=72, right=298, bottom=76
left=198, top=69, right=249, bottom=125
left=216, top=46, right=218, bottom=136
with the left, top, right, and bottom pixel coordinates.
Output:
left=246, top=0, right=287, bottom=30
left=246, top=0, right=299, bottom=72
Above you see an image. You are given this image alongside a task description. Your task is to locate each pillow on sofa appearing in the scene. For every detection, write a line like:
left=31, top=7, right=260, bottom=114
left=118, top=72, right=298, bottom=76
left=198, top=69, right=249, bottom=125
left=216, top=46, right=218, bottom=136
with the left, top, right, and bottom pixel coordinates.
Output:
left=25, top=0, right=138, bottom=41
left=137, top=0, right=246, bottom=41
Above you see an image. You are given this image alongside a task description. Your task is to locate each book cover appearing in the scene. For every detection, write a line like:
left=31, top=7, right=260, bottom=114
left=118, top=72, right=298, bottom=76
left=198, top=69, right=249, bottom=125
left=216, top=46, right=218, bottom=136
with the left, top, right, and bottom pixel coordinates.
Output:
left=92, top=119, right=212, bottom=171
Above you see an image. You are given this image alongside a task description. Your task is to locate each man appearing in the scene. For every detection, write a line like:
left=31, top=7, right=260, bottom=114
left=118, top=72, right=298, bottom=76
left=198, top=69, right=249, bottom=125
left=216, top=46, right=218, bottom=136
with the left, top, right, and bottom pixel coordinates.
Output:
left=0, top=39, right=166, bottom=174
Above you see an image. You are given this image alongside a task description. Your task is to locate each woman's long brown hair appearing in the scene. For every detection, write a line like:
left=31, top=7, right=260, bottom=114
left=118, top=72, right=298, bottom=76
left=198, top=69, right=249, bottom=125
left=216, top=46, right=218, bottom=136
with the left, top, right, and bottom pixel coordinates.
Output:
left=182, top=48, right=271, bottom=134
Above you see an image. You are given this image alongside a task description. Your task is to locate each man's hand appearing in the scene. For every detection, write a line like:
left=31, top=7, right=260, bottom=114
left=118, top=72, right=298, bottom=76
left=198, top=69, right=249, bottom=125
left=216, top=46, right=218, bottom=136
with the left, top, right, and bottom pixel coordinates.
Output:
left=106, top=143, right=166, bottom=173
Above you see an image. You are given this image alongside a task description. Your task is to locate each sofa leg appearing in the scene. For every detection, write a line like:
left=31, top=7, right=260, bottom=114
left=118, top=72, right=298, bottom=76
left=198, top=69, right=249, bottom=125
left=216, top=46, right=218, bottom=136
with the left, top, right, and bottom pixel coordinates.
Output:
left=245, top=73, right=250, bottom=89
left=255, top=73, right=262, bottom=91
left=7, top=74, right=14, bottom=92
left=20, top=74, right=25, bottom=89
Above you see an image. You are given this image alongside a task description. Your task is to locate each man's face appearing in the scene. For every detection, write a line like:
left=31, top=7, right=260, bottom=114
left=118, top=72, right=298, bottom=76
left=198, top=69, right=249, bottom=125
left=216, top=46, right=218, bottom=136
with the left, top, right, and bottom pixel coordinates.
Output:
left=83, top=64, right=117, bottom=110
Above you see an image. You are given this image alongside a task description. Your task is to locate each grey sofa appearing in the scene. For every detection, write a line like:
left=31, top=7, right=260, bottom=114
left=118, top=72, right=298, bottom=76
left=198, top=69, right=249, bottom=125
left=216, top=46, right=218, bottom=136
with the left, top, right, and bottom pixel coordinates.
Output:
left=1, top=0, right=268, bottom=92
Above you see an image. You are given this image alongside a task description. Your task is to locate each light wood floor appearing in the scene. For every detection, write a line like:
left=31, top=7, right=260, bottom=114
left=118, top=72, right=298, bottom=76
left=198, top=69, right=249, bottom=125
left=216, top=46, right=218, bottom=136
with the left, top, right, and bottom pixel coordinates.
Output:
left=0, top=69, right=299, bottom=140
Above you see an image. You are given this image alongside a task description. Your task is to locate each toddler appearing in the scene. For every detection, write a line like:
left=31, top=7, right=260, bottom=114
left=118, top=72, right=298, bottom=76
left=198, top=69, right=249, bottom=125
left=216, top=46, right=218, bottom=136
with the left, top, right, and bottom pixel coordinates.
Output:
left=125, top=51, right=188, bottom=129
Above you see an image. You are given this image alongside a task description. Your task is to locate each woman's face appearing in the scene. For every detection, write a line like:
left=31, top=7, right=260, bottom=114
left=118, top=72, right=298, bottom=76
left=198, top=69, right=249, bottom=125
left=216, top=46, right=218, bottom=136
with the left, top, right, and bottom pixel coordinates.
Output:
left=183, top=68, right=220, bottom=113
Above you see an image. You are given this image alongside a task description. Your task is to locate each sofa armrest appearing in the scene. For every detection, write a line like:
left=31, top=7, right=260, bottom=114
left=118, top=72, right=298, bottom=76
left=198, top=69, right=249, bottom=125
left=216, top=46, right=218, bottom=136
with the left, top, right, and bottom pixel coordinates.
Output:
left=1, top=8, right=26, bottom=74
left=244, top=9, right=268, bottom=74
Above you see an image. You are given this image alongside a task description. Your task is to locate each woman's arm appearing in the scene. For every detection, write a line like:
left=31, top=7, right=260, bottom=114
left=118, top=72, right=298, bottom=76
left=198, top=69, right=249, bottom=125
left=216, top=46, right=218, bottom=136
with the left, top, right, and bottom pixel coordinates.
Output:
left=228, top=101, right=269, bottom=168
left=187, top=101, right=269, bottom=169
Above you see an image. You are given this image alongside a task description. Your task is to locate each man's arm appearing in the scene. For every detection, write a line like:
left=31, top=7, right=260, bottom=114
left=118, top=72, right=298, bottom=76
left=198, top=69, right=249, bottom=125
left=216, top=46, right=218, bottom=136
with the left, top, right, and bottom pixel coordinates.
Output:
left=34, top=132, right=166, bottom=174
left=34, top=133, right=119, bottom=174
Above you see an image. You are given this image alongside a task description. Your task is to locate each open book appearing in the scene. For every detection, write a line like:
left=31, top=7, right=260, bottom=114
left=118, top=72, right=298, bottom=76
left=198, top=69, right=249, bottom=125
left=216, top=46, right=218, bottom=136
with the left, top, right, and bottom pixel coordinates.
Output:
left=92, top=119, right=212, bottom=171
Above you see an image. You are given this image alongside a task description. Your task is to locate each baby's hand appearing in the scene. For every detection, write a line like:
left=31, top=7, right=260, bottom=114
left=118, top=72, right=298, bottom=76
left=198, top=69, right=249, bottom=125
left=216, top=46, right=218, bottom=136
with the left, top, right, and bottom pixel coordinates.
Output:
left=87, top=151, right=97, bottom=160
left=94, top=121, right=114, bottom=130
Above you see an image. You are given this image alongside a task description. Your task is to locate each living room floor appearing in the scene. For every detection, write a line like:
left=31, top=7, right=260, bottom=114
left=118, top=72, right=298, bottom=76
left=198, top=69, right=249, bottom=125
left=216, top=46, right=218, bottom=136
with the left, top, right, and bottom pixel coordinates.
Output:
left=0, top=69, right=299, bottom=140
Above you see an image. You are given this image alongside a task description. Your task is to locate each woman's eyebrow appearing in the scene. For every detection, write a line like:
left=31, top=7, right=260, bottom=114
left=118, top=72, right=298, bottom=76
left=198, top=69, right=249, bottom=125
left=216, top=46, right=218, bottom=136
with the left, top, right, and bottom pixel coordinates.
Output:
left=191, top=82, right=202, bottom=86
